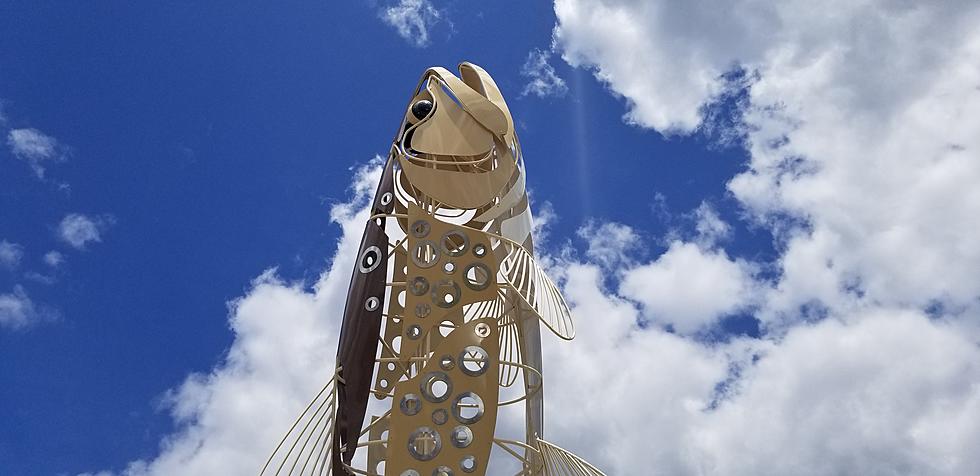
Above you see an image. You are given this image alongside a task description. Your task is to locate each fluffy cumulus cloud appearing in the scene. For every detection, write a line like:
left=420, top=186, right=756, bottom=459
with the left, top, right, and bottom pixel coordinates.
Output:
left=380, top=0, right=444, bottom=48
left=521, top=48, right=569, bottom=98
left=544, top=269, right=980, bottom=474
left=0, top=240, right=24, bottom=269
left=691, top=202, right=730, bottom=247
left=577, top=220, right=638, bottom=269
left=554, top=0, right=980, bottom=321
left=43, top=250, right=65, bottom=268
left=7, top=127, right=68, bottom=178
left=92, top=2, right=980, bottom=474
left=58, top=213, right=112, bottom=250
left=543, top=0, right=980, bottom=473
left=87, top=161, right=381, bottom=475
left=0, top=286, right=42, bottom=329
left=620, top=241, right=757, bottom=334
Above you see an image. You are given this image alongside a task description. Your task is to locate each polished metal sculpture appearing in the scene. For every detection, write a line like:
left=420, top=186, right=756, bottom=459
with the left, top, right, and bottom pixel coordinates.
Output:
left=261, top=63, right=605, bottom=476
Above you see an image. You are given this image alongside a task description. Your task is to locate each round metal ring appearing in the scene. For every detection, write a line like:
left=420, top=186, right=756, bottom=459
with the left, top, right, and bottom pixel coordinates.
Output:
left=432, top=466, right=454, bottom=476
left=460, top=456, right=477, bottom=473
left=450, top=425, right=473, bottom=448
left=431, top=408, right=448, bottom=425
left=431, top=279, right=461, bottom=309
left=462, top=263, right=491, bottom=291
left=400, top=393, right=422, bottom=416
left=411, top=240, right=440, bottom=269
left=420, top=371, right=452, bottom=403
left=364, top=296, right=380, bottom=312
left=410, top=276, right=430, bottom=296
left=474, top=322, right=491, bottom=338
left=452, top=392, right=484, bottom=425
left=458, top=346, right=489, bottom=377
left=441, top=230, right=469, bottom=257
left=407, top=426, right=441, bottom=461
left=411, top=220, right=431, bottom=239
left=358, top=246, right=383, bottom=274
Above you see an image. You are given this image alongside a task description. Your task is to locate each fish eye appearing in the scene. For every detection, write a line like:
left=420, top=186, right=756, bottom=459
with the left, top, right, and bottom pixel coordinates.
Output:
left=411, top=99, right=433, bottom=120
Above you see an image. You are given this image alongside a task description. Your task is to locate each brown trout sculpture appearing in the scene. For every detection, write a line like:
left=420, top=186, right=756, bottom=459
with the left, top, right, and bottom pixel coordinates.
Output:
left=261, top=63, right=605, bottom=476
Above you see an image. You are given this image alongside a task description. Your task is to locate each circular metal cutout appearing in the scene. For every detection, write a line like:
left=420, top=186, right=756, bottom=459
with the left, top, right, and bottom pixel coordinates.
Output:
left=411, top=220, right=431, bottom=238
left=439, top=354, right=455, bottom=371
left=459, top=346, right=489, bottom=377
left=420, top=372, right=452, bottom=403
left=410, top=276, right=430, bottom=296
left=441, top=230, right=469, bottom=257
left=407, top=325, right=422, bottom=339
left=460, top=456, right=477, bottom=473
left=463, top=263, right=491, bottom=291
left=401, top=471, right=421, bottom=476
left=364, top=296, right=380, bottom=312
left=438, top=320, right=455, bottom=338
left=415, top=303, right=431, bottom=318
left=432, top=466, right=453, bottom=476
left=407, top=426, right=441, bottom=461
left=474, top=322, right=491, bottom=338
left=380, top=192, right=393, bottom=206
left=450, top=426, right=473, bottom=448
left=400, top=393, right=422, bottom=416
left=358, top=246, right=382, bottom=274
left=443, top=262, right=455, bottom=274
left=431, top=408, right=448, bottom=425
left=452, top=392, right=484, bottom=424
left=472, top=243, right=487, bottom=257
left=431, top=279, right=461, bottom=309
left=412, top=241, right=440, bottom=268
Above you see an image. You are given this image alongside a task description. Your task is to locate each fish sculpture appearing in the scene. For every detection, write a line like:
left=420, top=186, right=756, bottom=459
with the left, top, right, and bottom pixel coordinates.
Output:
left=261, top=62, right=605, bottom=476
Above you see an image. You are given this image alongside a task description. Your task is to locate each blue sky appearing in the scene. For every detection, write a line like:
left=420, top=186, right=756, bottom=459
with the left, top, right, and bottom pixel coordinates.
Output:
left=3, top=1, right=980, bottom=475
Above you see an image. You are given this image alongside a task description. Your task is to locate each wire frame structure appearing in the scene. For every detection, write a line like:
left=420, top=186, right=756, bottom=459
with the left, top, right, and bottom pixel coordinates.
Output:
left=261, top=63, right=605, bottom=476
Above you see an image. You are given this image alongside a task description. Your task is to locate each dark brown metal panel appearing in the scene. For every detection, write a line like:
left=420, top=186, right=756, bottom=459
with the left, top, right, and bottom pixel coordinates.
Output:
left=373, top=154, right=396, bottom=216
left=333, top=217, right=389, bottom=472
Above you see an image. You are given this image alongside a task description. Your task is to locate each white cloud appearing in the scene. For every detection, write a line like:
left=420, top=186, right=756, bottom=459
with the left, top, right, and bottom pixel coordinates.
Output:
left=0, top=286, right=41, bottom=329
left=554, top=0, right=980, bottom=323
left=542, top=261, right=734, bottom=472
left=530, top=200, right=557, bottom=250
left=545, top=265, right=980, bottom=474
left=93, top=155, right=980, bottom=476
left=521, top=48, right=569, bottom=98
left=59, top=213, right=111, bottom=250
left=380, top=0, right=444, bottom=48
left=44, top=250, right=65, bottom=268
left=687, top=309, right=980, bottom=475
left=92, top=160, right=382, bottom=475
left=0, top=240, right=24, bottom=269
left=89, top=2, right=980, bottom=473
left=577, top=220, right=638, bottom=269
left=549, top=1, right=980, bottom=472
left=620, top=240, right=757, bottom=333
left=7, top=128, right=67, bottom=178
left=692, top=202, right=730, bottom=247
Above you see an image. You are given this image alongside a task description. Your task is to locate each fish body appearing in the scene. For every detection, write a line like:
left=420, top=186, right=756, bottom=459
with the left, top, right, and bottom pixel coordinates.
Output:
left=262, top=63, right=603, bottom=476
